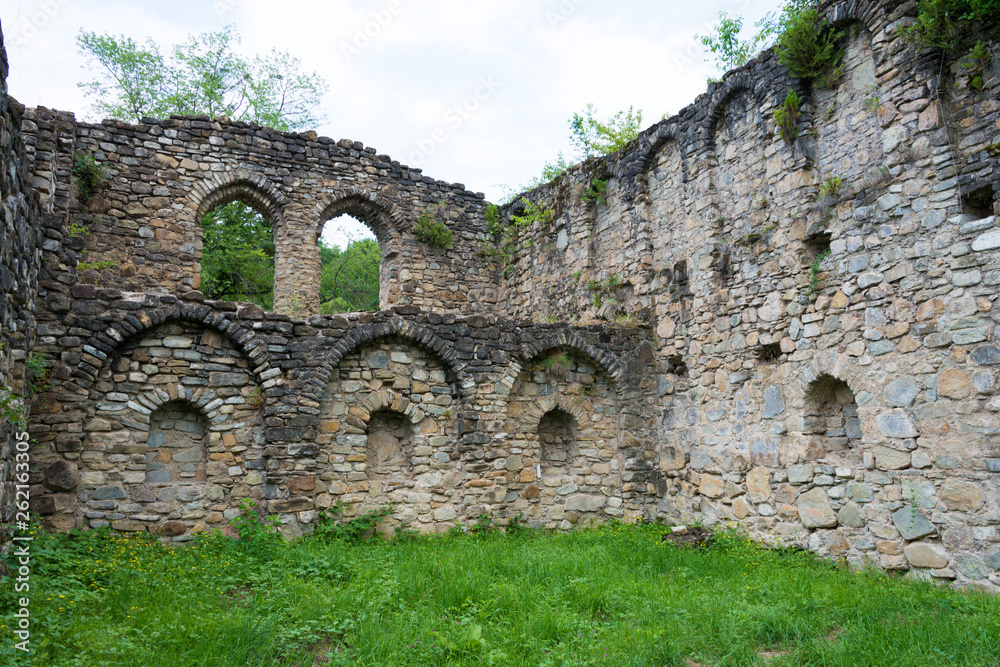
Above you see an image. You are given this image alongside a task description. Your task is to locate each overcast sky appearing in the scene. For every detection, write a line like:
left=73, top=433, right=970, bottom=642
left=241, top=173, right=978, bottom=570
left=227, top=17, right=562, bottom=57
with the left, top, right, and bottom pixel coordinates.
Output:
left=1, top=0, right=781, bottom=246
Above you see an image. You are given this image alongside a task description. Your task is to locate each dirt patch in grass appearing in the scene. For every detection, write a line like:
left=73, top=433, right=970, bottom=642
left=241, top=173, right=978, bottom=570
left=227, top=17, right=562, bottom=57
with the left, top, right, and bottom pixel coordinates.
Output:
left=662, top=526, right=714, bottom=547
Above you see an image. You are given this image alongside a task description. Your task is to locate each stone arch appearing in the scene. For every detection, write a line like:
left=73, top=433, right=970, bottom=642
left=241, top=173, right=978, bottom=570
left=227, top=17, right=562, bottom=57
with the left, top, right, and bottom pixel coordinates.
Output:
left=348, top=386, right=439, bottom=427
left=638, top=124, right=688, bottom=187
left=70, top=303, right=276, bottom=390
left=521, top=393, right=593, bottom=429
left=518, top=332, right=624, bottom=383
left=783, top=350, right=873, bottom=411
left=315, top=318, right=475, bottom=399
left=189, top=170, right=287, bottom=223
left=313, top=189, right=404, bottom=247
left=705, top=73, right=760, bottom=151
left=825, top=0, right=883, bottom=37
left=126, top=386, right=232, bottom=426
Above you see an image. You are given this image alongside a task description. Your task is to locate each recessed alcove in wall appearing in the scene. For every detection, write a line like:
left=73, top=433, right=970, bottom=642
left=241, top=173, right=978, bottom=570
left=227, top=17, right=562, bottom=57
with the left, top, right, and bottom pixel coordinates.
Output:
left=756, top=343, right=783, bottom=365
left=146, top=401, right=207, bottom=484
left=803, top=374, right=862, bottom=465
left=538, top=408, right=579, bottom=475
left=962, top=184, right=996, bottom=219
left=366, top=409, right=414, bottom=477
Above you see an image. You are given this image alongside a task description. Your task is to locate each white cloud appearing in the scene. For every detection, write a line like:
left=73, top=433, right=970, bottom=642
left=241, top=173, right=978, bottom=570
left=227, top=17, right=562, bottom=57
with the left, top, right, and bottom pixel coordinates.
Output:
left=1, top=0, right=785, bottom=202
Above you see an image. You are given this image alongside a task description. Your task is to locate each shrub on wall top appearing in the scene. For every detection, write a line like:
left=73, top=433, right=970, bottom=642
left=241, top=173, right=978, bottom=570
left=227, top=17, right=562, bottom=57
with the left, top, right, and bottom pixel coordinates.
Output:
left=775, top=7, right=844, bottom=87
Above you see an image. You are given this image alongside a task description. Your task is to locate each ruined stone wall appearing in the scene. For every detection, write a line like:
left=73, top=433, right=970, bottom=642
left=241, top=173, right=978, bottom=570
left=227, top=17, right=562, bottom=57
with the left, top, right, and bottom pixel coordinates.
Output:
left=0, top=21, right=44, bottom=541
left=16, top=111, right=500, bottom=317
left=25, top=291, right=657, bottom=538
left=500, top=0, right=1000, bottom=588
left=7, top=0, right=1000, bottom=591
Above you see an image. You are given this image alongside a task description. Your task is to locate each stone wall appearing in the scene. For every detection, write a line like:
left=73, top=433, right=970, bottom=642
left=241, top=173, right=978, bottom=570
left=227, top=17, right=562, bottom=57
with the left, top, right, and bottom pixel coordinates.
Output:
left=497, top=0, right=1000, bottom=588
left=6, top=0, right=1000, bottom=591
left=0, top=20, right=43, bottom=542
left=17, top=110, right=499, bottom=317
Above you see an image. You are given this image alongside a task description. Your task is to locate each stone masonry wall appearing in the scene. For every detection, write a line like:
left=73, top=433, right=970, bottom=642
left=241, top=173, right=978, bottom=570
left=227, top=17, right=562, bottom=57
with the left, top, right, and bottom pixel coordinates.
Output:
left=0, top=20, right=43, bottom=544
left=17, top=109, right=499, bottom=317
left=5, top=0, right=1000, bottom=592
left=498, top=0, right=1000, bottom=589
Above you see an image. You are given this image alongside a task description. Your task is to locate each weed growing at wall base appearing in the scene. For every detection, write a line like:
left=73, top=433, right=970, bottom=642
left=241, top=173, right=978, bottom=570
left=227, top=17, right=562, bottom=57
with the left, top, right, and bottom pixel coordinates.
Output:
left=1, top=523, right=998, bottom=666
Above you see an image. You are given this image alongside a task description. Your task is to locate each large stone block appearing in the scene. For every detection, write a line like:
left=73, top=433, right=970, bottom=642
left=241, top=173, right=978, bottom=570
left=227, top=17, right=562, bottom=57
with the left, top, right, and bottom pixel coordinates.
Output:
left=796, top=488, right=837, bottom=529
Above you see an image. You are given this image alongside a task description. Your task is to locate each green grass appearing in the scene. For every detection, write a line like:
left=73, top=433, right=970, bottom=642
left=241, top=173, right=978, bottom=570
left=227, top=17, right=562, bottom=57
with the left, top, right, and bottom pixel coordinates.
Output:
left=2, top=521, right=998, bottom=666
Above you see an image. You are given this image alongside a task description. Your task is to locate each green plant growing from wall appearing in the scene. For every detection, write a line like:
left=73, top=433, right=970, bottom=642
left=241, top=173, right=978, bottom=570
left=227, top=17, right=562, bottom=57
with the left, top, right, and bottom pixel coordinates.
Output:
left=72, top=152, right=108, bottom=202
left=807, top=249, right=831, bottom=297
left=963, top=41, right=991, bottom=90
left=68, top=222, right=90, bottom=237
left=774, top=90, right=801, bottom=143
left=819, top=176, right=843, bottom=199
left=901, top=0, right=1000, bottom=52
left=485, top=199, right=553, bottom=274
left=863, top=86, right=881, bottom=113
left=582, top=177, right=609, bottom=206
left=775, top=6, right=844, bottom=86
left=413, top=204, right=454, bottom=250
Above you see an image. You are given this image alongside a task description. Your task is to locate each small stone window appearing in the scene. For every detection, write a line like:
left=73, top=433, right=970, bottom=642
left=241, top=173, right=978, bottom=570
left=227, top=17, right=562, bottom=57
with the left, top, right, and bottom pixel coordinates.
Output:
left=319, top=214, right=380, bottom=314
left=366, top=409, right=413, bottom=476
left=667, top=355, right=688, bottom=377
left=962, top=184, right=995, bottom=220
left=538, top=408, right=579, bottom=474
left=803, top=375, right=862, bottom=465
left=804, top=231, right=832, bottom=261
left=757, top=343, right=783, bottom=364
left=146, top=401, right=207, bottom=484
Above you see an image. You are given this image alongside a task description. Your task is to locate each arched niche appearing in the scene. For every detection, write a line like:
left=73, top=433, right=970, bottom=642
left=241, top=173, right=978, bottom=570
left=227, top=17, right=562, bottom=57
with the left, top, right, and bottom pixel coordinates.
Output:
left=504, top=346, right=621, bottom=529
left=800, top=374, right=863, bottom=467
left=80, top=320, right=263, bottom=539
left=316, top=335, right=460, bottom=528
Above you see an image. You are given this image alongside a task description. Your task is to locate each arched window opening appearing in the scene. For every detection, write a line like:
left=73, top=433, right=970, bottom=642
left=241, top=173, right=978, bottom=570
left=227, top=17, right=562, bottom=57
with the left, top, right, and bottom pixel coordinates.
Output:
left=319, top=214, right=379, bottom=314
left=200, top=201, right=275, bottom=309
left=538, top=408, right=579, bottom=475
left=366, top=408, right=413, bottom=477
left=803, top=375, right=862, bottom=465
left=146, top=401, right=208, bottom=484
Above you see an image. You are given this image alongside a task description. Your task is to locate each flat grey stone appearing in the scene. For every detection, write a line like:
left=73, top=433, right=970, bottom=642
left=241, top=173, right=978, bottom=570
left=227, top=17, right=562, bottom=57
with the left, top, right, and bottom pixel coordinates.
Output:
left=891, top=506, right=935, bottom=540
left=972, top=346, right=1000, bottom=366
left=762, top=385, right=785, bottom=419
left=884, top=377, right=919, bottom=407
left=877, top=410, right=919, bottom=438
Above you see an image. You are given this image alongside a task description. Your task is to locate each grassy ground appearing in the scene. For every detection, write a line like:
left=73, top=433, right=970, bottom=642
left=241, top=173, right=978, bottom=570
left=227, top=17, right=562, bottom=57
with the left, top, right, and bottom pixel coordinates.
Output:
left=1, top=515, right=998, bottom=667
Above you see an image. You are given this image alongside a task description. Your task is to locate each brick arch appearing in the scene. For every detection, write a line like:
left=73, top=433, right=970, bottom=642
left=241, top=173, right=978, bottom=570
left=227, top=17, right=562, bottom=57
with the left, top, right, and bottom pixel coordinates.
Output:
left=347, top=387, right=437, bottom=427
left=783, top=350, right=874, bottom=412
left=125, top=388, right=234, bottom=427
left=518, top=331, right=625, bottom=382
left=69, top=303, right=277, bottom=390
left=312, top=318, right=475, bottom=400
left=190, top=170, right=287, bottom=223
left=314, top=188, right=405, bottom=247
left=637, top=123, right=688, bottom=188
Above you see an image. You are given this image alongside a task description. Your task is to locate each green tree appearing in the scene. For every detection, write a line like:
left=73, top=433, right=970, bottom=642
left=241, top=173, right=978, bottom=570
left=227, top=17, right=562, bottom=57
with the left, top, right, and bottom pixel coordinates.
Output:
left=697, top=1, right=815, bottom=79
left=569, top=104, right=644, bottom=158
left=320, top=239, right=381, bottom=314
left=77, top=25, right=328, bottom=130
left=76, top=27, right=347, bottom=310
left=199, top=202, right=275, bottom=309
